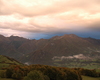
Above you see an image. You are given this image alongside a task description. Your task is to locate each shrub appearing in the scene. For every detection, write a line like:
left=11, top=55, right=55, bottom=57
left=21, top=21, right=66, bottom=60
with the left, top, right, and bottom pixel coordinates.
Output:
left=23, top=70, right=45, bottom=80
left=0, top=70, right=6, bottom=78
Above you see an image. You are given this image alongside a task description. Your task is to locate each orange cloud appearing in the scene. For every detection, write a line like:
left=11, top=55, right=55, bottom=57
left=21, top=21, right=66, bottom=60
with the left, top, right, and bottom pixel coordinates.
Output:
left=0, top=0, right=100, bottom=35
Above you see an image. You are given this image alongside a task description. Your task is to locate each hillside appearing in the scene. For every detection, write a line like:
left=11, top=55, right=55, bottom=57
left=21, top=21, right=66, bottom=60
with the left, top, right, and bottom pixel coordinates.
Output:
left=0, top=34, right=100, bottom=68
left=0, top=55, right=22, bottom=69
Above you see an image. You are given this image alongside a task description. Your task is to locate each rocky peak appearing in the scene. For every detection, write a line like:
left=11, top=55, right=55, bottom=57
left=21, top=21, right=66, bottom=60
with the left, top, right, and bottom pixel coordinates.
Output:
left=9, top=35, right=29, bottom=41
left=63, top=34, right=78, bottom=37
left=0, top=35, right=9, bottom=42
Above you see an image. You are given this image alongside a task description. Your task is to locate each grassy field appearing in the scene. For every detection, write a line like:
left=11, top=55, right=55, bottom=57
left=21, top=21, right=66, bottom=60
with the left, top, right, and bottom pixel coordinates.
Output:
left=0, top=78, right=15, bottom=80
left=0, top=76, right=100, bottom=80
left=0, top=55, right=22, bottom=69
left=53, top=58, right=100, bottom=69
left=82, top=76, right=100, bottom=80
left=96, top=69, right=100, bottom=72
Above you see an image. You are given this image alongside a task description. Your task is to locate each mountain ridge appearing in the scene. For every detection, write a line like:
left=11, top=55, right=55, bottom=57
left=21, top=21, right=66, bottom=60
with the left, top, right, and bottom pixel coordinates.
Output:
left=0, top=34, right=100, bottom=68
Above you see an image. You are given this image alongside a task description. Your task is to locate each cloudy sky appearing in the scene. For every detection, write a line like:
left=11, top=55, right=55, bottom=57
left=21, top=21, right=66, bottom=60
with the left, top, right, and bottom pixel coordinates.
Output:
left=0, top=0, right=100, bottom=39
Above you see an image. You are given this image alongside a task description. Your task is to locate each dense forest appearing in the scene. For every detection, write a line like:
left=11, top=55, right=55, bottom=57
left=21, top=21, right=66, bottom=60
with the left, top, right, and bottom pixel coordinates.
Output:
left=0, top=64, right=100, bottom=80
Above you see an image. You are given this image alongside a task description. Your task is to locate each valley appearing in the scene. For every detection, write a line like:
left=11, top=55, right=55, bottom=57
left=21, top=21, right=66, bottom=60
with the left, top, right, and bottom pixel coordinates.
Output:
left=0, top=34, right=100, bottom=69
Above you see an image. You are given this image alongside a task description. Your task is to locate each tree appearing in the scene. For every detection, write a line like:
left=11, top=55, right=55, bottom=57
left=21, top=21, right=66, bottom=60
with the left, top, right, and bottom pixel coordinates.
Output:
left=6, top=68, right=13, bottom=78
left=23, top=70, right=45, bottom=80
left=0, top=70, right=6, bottom=78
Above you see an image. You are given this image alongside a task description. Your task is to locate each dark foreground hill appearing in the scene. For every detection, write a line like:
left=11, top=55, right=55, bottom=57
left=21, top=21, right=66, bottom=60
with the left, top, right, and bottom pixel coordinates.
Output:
left=0, top=34, right=100, bottom=68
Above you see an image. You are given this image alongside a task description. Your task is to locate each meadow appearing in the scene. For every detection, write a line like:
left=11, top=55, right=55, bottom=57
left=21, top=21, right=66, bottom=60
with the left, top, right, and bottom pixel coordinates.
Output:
left=82, top=76, right=100, bottom=80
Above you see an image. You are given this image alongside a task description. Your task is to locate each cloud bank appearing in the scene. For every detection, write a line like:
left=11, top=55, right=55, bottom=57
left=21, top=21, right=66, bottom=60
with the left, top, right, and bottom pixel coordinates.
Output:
left=0, top=0, right=100, bottom=39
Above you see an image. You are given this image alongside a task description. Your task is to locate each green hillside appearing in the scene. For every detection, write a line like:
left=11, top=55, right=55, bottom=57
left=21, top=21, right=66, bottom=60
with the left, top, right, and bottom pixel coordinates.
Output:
left=0, top=55, right=22, bottom=69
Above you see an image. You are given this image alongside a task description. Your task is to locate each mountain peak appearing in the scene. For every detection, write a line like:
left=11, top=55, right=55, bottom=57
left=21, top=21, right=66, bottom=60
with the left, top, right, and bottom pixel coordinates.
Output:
left=9, top=35, right=28, bottom=41
left=0, top=34, right=9, bottom=42
left=63, top=34, right=78, bottom=38
left=51, top=34, right=79, bottom=40
left=0, top=34, right=5, bottom=38
left=10, top=35, right=21, bottom=38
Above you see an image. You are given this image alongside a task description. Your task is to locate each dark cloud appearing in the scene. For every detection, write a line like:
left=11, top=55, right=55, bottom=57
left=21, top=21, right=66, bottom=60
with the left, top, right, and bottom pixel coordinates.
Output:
left=88, top=20, right=100, bottom=31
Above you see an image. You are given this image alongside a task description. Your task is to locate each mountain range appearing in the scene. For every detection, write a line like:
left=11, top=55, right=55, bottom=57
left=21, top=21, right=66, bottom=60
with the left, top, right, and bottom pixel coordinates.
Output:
left=0, top=34, right=100, bottom=68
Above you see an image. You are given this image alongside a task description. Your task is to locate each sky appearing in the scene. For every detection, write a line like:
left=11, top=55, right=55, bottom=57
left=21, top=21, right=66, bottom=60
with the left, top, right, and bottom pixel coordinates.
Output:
left=0, top=0, right=100, bottom=39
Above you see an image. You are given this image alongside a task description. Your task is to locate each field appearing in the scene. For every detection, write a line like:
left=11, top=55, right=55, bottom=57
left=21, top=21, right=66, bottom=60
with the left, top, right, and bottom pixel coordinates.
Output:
left=96, top=69, right=100, bottom=72
left=53, top=59, right=100, bottom=69
left=0, top=76, right=100, bottom=80
left=82, top=76, right=100, bottom=80
left=0, top=78, right=14, bottom=80
left=0, top=55, right=22, bottom=69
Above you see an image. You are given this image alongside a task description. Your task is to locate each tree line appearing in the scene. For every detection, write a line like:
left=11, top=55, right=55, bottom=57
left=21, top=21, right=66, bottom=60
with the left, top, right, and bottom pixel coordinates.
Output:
left=0, top=64, right=100, bottom=80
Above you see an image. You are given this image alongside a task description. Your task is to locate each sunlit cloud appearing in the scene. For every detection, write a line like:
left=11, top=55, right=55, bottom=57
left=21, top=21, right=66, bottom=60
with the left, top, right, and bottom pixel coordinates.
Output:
left=0, top=28, right=28, bottom=37
left=0, top=0, right=100, bottom=39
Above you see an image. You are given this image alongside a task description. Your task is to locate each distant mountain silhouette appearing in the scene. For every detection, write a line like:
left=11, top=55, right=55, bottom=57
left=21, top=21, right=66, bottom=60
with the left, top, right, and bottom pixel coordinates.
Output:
left=0, top=34, right=100, bottom=68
